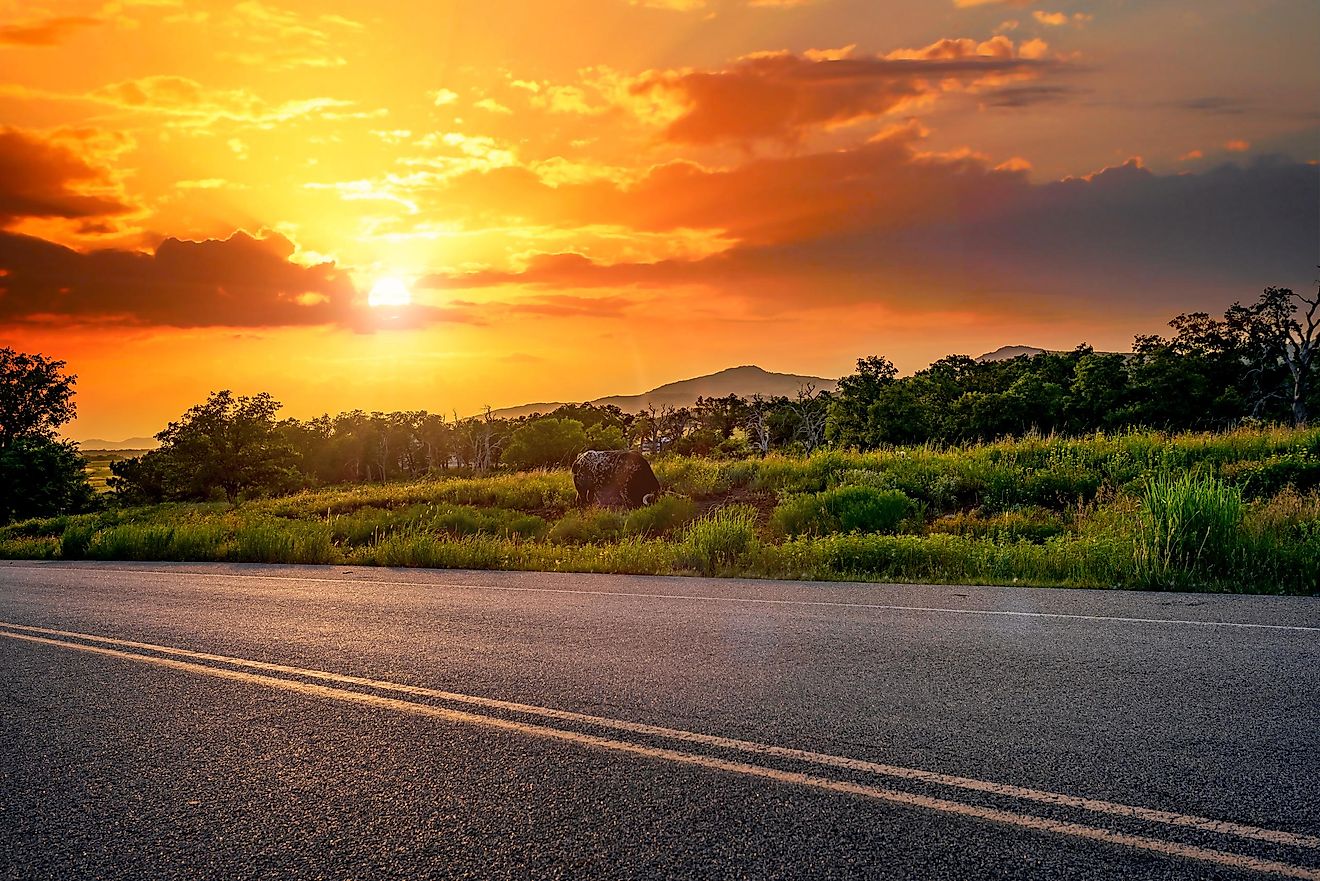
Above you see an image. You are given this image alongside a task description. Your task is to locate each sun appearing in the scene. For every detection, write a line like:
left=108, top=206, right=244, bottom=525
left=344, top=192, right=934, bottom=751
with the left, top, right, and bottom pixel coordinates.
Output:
left=367, top=277, right=412, bottom=308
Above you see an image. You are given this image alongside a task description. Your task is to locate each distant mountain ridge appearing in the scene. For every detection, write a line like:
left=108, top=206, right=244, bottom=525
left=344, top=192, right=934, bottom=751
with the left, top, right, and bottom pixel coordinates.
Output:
left=488, top=365, right=839, bottom=420
left=976, top=345, right=1049, bottom=362
left=975, top=345, right=1130, bottom=363
left=76, top=437, right=159, bottom=450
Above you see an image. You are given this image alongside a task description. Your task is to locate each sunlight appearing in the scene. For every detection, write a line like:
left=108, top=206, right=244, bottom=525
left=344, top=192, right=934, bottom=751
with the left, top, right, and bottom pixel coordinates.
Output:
left=367, top=276, right=412, bottom=308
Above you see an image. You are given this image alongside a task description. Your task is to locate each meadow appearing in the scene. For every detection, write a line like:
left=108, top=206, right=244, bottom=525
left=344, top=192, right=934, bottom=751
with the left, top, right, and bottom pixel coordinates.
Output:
left=80, top=449, right=152, bottom=493
left=6, top=427, right=1320, bottom=595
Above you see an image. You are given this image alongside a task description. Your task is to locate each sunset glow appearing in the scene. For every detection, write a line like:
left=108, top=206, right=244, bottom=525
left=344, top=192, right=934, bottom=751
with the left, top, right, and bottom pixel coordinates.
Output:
left=368, top=278, right=412, bottom=308
left=0, top=0, right=1315, bottom=441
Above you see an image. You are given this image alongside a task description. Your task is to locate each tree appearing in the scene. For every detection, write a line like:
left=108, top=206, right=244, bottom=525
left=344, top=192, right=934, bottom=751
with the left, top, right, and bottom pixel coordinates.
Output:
left=0, top=348, right=77, bottom=451
left=112, top=391, right=298, bottom=503
left=0, top=349, right=92, bottom=523
left=0, top=436, right=94, bottom=523
left=502, top=418, right=587, bottom=470
left=585, top=421, right=627, bottom=451
left=827, top=356, right=898, bottom=448
left=788, top=384, right=829, bottom=453
left=1228, top=283, right=1319, bottom=426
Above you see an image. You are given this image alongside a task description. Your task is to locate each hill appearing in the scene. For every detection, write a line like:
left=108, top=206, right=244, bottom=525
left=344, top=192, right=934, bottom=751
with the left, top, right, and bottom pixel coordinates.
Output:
left=76, top=437, right=160, bottom=450
left=976, top=345, right=1048, bottom=363
left=489, top=365, right=838, bottom=419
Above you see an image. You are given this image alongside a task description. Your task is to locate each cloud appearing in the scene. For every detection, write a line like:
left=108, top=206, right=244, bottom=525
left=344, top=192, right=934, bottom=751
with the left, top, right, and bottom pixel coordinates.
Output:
left=430, top=135, right=1317, bottom=319
left=0, top=15, right=99, bottom=45
left=0, top=128, right=134, bottom=227
left=625, top=40, right=1052, bottom=144
left=86, top=75, right=353, bottom=126
left=628, top=0, right=707, bottom=8
left=1032, top=10, right=1090, bottom=26
left=1224, top=139, right=1251, bottom=152
left=214, top=1, right=362, bottom=69
left=1172, top=96, right=1249, bottom=115
left=0, top=229, right=359, bottom=327
left=952, top=0, right=1032, bottom=7
left=978, top=84, right=1078, bottom=107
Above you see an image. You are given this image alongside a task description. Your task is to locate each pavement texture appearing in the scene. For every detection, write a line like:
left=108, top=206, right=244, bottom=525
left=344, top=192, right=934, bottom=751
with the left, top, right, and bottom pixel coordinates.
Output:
left=1, top=561, right=1317, bottom=880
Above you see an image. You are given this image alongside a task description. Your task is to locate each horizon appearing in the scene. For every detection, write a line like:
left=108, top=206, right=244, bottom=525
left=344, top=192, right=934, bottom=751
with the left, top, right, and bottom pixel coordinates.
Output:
left=63, top=345, right=1073, bottom=443
left=3, top=0, right=1317, bottom=440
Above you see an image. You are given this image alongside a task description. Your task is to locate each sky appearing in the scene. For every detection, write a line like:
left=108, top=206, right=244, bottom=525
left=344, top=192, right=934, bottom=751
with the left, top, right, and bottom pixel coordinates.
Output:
left=0, top=0, right=1317, bottom=441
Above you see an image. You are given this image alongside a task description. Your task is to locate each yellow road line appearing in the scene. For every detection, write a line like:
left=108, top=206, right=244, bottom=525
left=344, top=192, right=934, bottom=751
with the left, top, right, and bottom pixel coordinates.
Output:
left=2, top=619, right=1315, bottom=851
left=3, top=627, right=1318, bottom=879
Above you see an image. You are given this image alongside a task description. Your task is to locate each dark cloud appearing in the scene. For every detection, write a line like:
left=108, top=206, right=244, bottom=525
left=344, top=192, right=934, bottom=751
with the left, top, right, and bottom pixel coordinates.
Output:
left=1170, top=96, right=1250, bottom=115
left=0, top=128, right=134, bottom=226
left=628, top=40, right=1051, bottom=144
left=0, top=229, right=359, bottom=327
left=980, top=84, right=1080, bottom=107
left=436, top=141, right=1319, bottom=318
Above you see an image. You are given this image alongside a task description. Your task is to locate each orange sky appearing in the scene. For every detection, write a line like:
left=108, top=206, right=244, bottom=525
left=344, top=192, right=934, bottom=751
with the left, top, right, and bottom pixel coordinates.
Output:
left=1, top=0, right=1317, bottom=440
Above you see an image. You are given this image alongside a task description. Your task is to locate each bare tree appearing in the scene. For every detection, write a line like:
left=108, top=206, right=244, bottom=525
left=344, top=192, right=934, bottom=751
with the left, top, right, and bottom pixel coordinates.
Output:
left=1229, top=280, right=1319, bottom=427
left=790, top=384, right=830, bottom=453
left=745, top=394, right=772, bottom=456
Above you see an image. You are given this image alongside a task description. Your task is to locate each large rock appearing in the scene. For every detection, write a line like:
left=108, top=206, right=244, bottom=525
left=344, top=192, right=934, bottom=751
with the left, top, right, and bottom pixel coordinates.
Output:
left=571, top=450, right=661, bottom=509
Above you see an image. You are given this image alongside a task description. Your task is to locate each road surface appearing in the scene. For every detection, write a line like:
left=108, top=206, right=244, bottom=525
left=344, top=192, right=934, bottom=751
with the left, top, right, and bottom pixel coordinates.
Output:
left=2, top=561, right=1318, bottom=880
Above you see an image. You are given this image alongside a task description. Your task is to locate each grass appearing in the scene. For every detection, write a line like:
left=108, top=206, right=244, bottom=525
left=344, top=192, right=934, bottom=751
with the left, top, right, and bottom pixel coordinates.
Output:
left=5, top=427, right=1316, bottom=595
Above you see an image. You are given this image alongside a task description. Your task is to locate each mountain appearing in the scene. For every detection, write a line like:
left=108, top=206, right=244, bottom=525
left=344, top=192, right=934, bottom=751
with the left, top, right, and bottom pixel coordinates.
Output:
left=488, top=365, right=839, bottom=419
left=75, top=437, right=159, bottom=450
left=976, top=345, right=1048, bottom=363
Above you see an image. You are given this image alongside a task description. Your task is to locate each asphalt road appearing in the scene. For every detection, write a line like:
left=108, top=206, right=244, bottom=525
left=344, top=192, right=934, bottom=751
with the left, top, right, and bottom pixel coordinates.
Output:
left=2, top=561, right=1318, bottom=880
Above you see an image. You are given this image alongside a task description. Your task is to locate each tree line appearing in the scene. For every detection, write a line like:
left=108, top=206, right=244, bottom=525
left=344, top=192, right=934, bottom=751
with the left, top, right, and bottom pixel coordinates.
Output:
left=0, top=282, right=1315, bottom=518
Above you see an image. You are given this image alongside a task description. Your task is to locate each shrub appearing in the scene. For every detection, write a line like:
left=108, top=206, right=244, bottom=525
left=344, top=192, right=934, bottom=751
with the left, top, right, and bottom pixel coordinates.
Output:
left=653, top=457, right=722, bottom=497
left=772, top=486, right=916, bottom=537
left=1133, top=471, right=1244, bottom=588
left=1222, top=453, right=1320, bottom=498
left=681, top=505, right=759, bottom=574
left=623, top=495, right=697, bottom=537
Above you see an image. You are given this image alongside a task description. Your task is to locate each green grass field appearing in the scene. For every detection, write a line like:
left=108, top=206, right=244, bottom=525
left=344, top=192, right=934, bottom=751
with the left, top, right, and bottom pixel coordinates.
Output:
left=10, top=428, right=1319, bottom=594
left=79, top=449, right=150, bottom=493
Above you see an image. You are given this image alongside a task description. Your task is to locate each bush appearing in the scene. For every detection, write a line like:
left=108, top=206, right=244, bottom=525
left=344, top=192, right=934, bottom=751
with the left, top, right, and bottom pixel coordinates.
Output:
left=681, top=505, right=759, bottom=574
left=623, top=495, right=697, bottom=536
left=1133, top=471, right=1244, bottom=588
left=1222, top=453, right=1320, bottom=498
left=772, top=486, right=916, bottom=537
left=653, top=457, right=722, bottom=497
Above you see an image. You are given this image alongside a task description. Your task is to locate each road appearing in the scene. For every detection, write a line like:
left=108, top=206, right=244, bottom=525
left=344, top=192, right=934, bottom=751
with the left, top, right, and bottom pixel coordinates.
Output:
left=1, top=561, right=1317, bottom=880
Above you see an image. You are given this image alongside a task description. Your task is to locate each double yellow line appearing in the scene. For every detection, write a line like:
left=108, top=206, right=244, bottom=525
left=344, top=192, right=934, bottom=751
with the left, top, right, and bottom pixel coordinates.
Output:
left=3, top=621, right=1317, bottom=879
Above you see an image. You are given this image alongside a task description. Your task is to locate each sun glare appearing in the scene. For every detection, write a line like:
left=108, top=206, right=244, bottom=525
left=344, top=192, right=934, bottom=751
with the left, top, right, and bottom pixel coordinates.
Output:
left=368, top=277, right=411, bottom=308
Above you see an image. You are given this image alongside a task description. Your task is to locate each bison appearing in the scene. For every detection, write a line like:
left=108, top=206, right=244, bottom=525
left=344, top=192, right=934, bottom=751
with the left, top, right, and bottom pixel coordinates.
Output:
left=572, top=450, right=661, bottom=509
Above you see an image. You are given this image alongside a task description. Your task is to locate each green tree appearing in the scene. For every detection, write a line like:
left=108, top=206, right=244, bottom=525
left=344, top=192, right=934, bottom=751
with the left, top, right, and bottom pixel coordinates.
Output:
left=502, top=417, right=588, bottom=470
left=585, top=422, right=627, bottom=450
left=0, top=348, right=77, bottom=450
left=0, top=349, right=92, bottom=523
left=113, top=391, right=298, bottom=503
left=827, top=356, right=899, bottom=448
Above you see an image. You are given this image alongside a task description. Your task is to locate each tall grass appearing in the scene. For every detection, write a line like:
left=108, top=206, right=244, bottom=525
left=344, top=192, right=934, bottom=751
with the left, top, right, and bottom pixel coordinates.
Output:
left=1133, top=472, right=1244, bottom=589
left=3, top=427, right=1316, bottom=594
left=680, top=505, right=760, bottom=574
